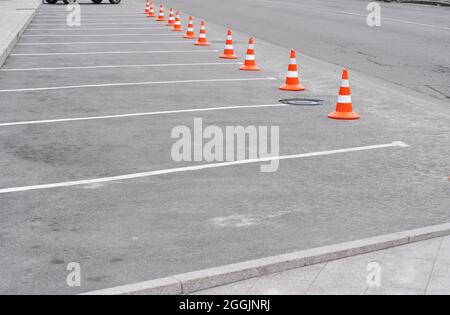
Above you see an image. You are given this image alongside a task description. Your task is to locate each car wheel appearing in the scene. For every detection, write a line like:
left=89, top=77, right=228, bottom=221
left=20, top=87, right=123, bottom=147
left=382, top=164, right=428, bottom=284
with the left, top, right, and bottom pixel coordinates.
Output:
left=46, top=0, right=58, bottom=3
left=109, top=0, right=122, bottom=4
left=63, top=0, right=77, bottom=4
left=92, top=0, right=103, bottom=3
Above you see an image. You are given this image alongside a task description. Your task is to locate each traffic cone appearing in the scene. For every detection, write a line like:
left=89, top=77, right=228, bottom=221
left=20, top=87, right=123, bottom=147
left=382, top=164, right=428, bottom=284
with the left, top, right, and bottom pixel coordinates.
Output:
left=147, top=3, right=156, bottom=18
left=156, top=4, right=165, bottom=22
left=144, top=0, right=150, bottom=14
left=279, top=50, right=305, bottom=91
left=328, top=69, right=360, bottom=120
left=240, top=37, right=260, bottom=71
left=183, top=16, right=197, bottom=39
left=220, top=29, right=238, bottom=59
left=166, top=8, right=175, bottom=26
left=172, top=11, right=183, bottom=31
left=195, top=21, right=210, bottom=46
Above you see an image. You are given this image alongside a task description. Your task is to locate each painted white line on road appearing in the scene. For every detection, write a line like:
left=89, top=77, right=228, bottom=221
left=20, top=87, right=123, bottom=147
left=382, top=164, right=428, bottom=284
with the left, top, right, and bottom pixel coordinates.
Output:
left=0, top=104, right=284, bottom=127
left=30, top=23, right=155, bottom=26
left=17, top=41, right=189, bottom=46
left=10, top=50, right=220, bottom=57
left=0, top=62, right=242, bottom=72
left=26, top=27, right=168, bottom=31
left=0, top=142, right=408, bottom=194
left=22, top=34, right=177, bottom=37
left=0, top=77, right=276, bottom=93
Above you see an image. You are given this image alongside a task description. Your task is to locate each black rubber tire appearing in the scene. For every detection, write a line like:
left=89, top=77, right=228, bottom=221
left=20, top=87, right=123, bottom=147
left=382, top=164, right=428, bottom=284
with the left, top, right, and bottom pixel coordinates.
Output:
left=92, top=0, right=103, bottom=3
left=63, top=0, right=77, bottom=4
left=109, top=0, right=122, bottom=4
left=46, top=0, right=58, bottom=4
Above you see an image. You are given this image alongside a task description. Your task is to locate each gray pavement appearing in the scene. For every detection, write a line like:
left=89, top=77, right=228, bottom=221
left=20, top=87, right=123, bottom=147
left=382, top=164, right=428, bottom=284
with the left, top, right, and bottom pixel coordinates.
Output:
left=0, top=0, right=448, bottom=295
left=0, top=0, right=42, bottom=67
left=165, top=0, right=450, bottom=101
left=193, top=235, right=450, bottom=295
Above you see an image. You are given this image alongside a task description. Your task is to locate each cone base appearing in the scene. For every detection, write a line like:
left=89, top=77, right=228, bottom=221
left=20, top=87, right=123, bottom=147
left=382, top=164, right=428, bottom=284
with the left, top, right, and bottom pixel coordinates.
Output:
left=240, top=65, right=261, bottom=71
left=220, top=54, right=238, bottom=59
left=166, top=23, right=175, bottom=26
left=184, top=35, right=197, bottom=39
left=172, top=29, right=184, bottom=32
left=279, top=83, right=305, bottom=91
left=147, top=14, right=156, bottom=18
left=195, top=42, right=210, bottom=46
left=328, top=111, right=360, bottom=120
left=157, top=18, right=166, bottom=22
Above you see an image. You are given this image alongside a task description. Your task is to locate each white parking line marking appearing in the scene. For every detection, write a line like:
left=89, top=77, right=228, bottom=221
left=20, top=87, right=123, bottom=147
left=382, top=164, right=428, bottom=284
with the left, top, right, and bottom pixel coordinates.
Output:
left=26, top=27, right=168, bottom=31
left=17, top=41, right=190, bottom=45
left=10, top=50, right=220, bottom=56
left=0, top=142, right=409, bottom=194
left=0, top=104, right=283, bottom=127
left=22, top=34, right=176, bottom=37
left=30, top=23, right=158, bottom=26
left=0, top=62, right=242, bottom=72
left=0, top=77, right=276, bottom=93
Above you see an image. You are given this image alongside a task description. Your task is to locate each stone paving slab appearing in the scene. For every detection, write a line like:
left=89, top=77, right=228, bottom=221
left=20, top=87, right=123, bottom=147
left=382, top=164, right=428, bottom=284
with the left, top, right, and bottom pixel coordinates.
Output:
left=0, top=0, right=42, bottom=67
left=193, top=235, right=450, bottom=295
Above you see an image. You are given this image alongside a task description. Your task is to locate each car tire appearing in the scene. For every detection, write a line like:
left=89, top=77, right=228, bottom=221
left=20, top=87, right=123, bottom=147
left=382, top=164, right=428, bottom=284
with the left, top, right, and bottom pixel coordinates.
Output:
left=92, top=0, right=103, bottom=3
left=46, top=0, right=58, bottom=3
left=109, top=0, right=122, bottom=4
left=63, top=0, right=77, bottom=4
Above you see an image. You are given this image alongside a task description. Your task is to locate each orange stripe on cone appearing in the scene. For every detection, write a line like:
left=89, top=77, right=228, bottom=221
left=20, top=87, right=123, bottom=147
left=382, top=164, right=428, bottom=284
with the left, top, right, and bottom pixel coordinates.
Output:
left=156, top=4, right=165, bottom=22
left=166, top=8, right=175, bottom=26
left=144, top=1, right=150, bottom=14
left=172, top=11, right=183, bottom=31
left=240, top=37, right=260, bottom=71
left=280, top=50, right=305, bottom=91
left=183, top=16, right=197, bottom=39
left=194, top=21, right=210, bottom=46
left=328, top=69, right=360, bottom=120
left=147, top=3, right=156, bottom=18
left=220, top=29, right=238, bottom=59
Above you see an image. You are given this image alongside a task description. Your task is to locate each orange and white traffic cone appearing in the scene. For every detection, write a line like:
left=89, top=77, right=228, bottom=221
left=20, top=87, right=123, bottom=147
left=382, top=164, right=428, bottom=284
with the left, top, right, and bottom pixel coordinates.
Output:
left=328, top=69, right=360, bottom=120
left=172, top=11, right=183, bottom=31
left=240, top=37, right=260, bottom=71
left=279, top=50, right=305, bottom=91
left=166, top=8, right=175, bottom=26
left=183, top=16, right=197, bottom=39
left=195, top=21, right=210, bottom=46
left=220, top=29, right=238, bottom=59
left=144, top=0, right=150, bottom=14
left=147, top=3, right=156, bottom=18
left=156, top=4, right=165, bottom=22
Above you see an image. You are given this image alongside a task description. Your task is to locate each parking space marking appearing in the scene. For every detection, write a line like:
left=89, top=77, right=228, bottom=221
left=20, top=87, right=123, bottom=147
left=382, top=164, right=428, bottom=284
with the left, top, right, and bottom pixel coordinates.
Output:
left=0, top=104, right=285, bottom=127
left=17, top=41, right=190, bottom=45
left=0, top=77, right=276, bottom=93
left=0, top=62, right=242, bottom=72
left=10, top=50, right=220, bottom=56
left=0, top=142, right=408, bottom=195
left=22, top=34, right=180, bottom=37
left=30, top=23, right=158, bottom=26
left=26, top=27, right=168, bottom=31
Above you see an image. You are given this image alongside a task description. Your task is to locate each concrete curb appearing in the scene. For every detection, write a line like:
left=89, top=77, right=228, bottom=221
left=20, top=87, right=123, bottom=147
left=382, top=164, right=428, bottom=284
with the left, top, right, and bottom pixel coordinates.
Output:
left=81, top=222, right=450, bottom=295
left=0, top=2, right=42, bottom=68
left=381, top=0, right=450, bottom=6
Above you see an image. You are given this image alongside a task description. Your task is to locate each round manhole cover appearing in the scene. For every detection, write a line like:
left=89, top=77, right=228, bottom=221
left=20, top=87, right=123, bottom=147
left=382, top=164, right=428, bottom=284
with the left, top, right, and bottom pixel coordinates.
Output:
left=279, top=98, right=324, bottom=106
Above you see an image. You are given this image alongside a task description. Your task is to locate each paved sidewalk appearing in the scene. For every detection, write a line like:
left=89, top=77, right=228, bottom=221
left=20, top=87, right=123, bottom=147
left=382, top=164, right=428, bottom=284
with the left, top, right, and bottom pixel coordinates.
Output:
left=193, top=236, right=450, bottom=295
left=0, top=0, right=42, bottom=66
left=382, top=0, right=450, bottom=6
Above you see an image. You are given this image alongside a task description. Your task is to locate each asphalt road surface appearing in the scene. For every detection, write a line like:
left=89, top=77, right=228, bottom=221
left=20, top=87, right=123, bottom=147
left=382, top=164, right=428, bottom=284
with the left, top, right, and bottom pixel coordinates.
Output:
left=165, top=0, right=450, bottom=101
left=0, top=0, right=448, bottom=294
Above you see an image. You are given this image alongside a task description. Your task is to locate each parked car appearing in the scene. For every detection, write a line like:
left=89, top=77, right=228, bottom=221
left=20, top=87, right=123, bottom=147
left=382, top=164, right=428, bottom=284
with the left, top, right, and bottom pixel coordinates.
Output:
left=45, top=0, right=122, bottom=4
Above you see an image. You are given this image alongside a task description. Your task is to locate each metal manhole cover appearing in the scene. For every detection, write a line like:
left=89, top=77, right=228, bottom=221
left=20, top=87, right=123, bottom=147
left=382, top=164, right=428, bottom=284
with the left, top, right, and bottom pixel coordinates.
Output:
left=279, top=98, right=324, bottom=106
